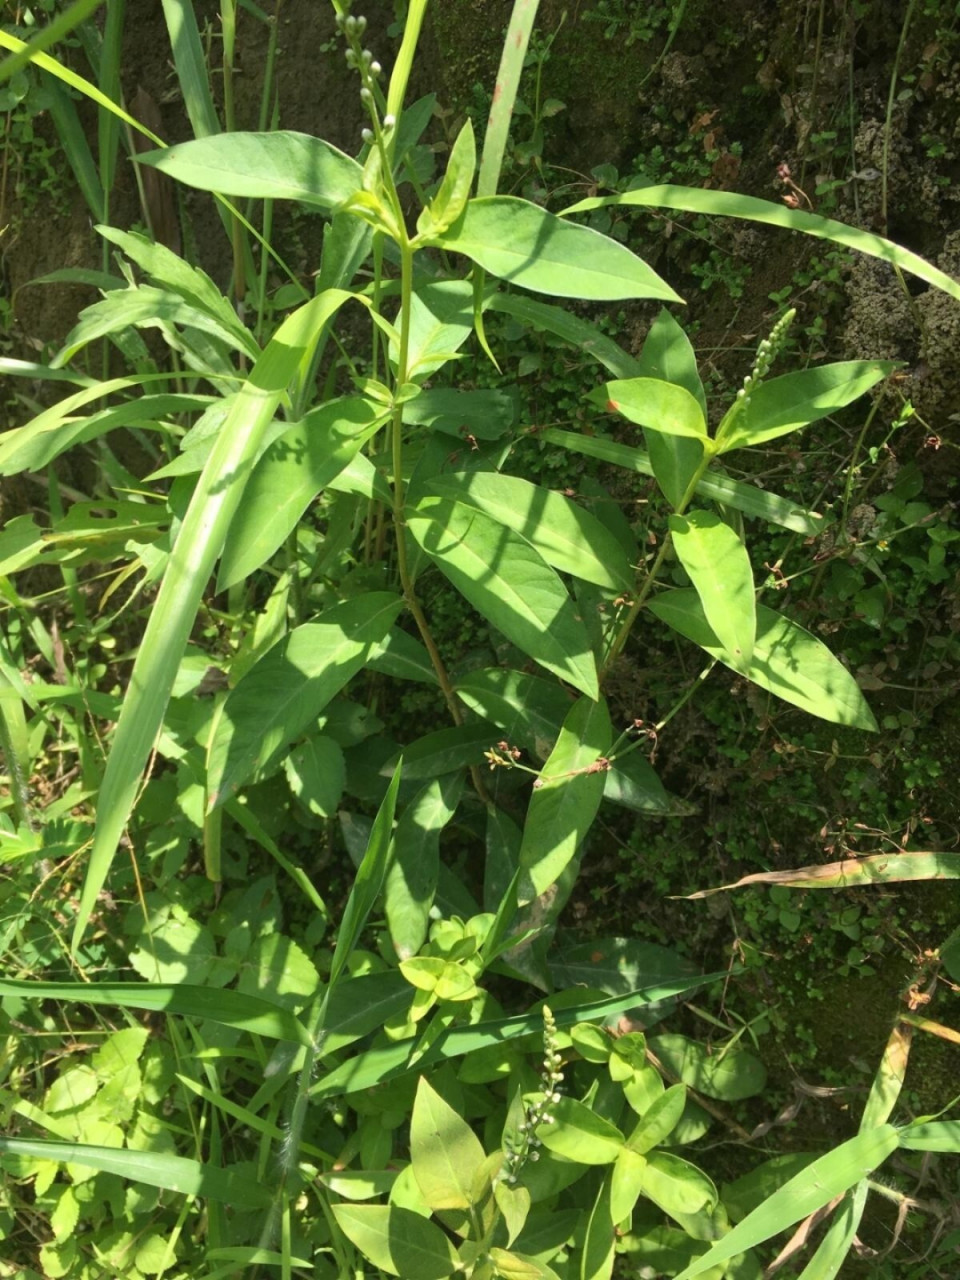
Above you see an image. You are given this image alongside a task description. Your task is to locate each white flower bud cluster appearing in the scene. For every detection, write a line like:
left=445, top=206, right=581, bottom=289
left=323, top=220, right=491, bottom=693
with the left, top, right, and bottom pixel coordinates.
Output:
left=335, top=8, right=388, bottom=143
left=736, top=308, right=796, bottom=408
left=500, top=1005, right=564, bottom=1186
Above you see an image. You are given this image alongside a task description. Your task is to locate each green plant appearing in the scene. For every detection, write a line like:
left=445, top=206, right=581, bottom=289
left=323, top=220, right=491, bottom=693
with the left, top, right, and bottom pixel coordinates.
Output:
left=2, top=0, right=960, bottom=1276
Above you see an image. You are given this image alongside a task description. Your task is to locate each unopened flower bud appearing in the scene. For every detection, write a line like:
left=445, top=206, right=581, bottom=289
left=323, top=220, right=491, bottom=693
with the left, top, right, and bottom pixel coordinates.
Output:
left=383, top=113, right=396, bottom=128
left=370, top=60, right=381, bottom=76
left=361, top=127, right=373, bottom=143
left=356, top=15, right=367, bottom=33
left=360, top=86, right=372, bottom=103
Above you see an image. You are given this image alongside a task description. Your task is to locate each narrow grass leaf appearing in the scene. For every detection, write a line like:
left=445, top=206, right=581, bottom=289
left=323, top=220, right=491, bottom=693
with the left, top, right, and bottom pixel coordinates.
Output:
left=73, top=289, right=358, bottom=950
left=796, top=1182, right=868, bottom=1280
left=207, top=593, right=403, bottom=807
left=0, top=0, right=103, bottom=84
left=684, top=851, right=960, bottom=898
left=424, top=473, right=634, bottom=591
left=563, top=186, right=960, bottom=304
left=0, top=1137, right=269, bottom=1207
left=543, top=430, right=827, bottom=536
left=161, top=0, right=220, bottom=137
left=46, top=79, right=104, bottom=220
left=671, top=1126, right=899, bottom=1280
left=137, top=131, right=363, bottom=210
left=437, top=197, right=680, bottom=302
left=0, top=978, right=310, bottom=1045
left=648, top=590, right=877, bottom=730
left=477, top=0, right=541, bottom=196
left=897, top=1121, right=960, bottom=1152
left=408, top=496, right=598, bottom=698
left=860, top=1023, right=913, bottom=1130
left=518, top=695, right=612, bottom=904
left=490, top=293, right=642, bottom=378
left=669, top=511, right=755, bottom=670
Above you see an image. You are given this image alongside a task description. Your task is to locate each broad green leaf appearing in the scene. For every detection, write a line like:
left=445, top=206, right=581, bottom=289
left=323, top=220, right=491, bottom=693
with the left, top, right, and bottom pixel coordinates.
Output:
left=648, top=590, right=877, bottom=730
left=284, top=736, right=345, bottom=819
left=549, top=937, right=699, bottom=998
left=600, top=377, right=707, bottom=440
left=684, top=850, right=960, bottom=898
left=321, top=971, right=411, bottom=1054
left=490, top=293, right=642, bottom=379
left=403, top=280, right=476, bottom=379
left=381, top=724, right=494, bottom=781
left=311, top=976, right=724, bottom=1099
left=517, top=695, right=612, bottom=905
left=53, top=284, right=250, bottom=366
left=718, top=361, right=897, bottom=452
left=649, top=1034, right=766, bottom=1101
left=218, top=396, right=384, bottom=588
left=635, top=309, right=706, bottom=509
left=563, top=185, right=960, bottom=305
left=436, top=197, right=680, bottom=302
left=536, top=1095, right=624, bottom=1164
left=456, top=668, right=572, bottom=761
left=367, top=628, right=439, bottom=685
left=424, top=472, right=634, bottom=591
left=407, top=496, right=598, bottom=698
left=495, top=1178, right=531, bottom=1246
left=96, top=225, right=255, bottom=355
left=319, top=1170, right=398, bottom=1201
left=402, top=387, right=515, bottom=439
left=331, top=1204, right=459, bottom=1278
left=602, top=750, right=679, bottom=816
left=129, top=915, right=215, bottom=985
left=641, top=1152, right=717, bottom=1220
left=611, top=1147, right=647, bottom=1224
left=581, top=1178, right=616, bottom=1280
left=417, top=118, right=476, bottom=237
left=327, top=762, right=402, bottom=990
left=669, top=510, right=755, bottom=671
left=386, top=774, right=463, bottom=960
left=626, top=1084, right=687, bottom=1154
left=206, top=592, right=402, bottom=807
left=897, top=1120, right=960, bottom=1152
left=542, top=429, right=828, bottom=537
left=137, top=131, right=362, bottom=210
left=671, top=1126, right=899, bottom=1280
left=410, top=1077, right=487, bottom=1211
left=236, top=933, right=319, bottom=1011
left=74, top=288, right=360, bottom=951
left=0, top=1137, right=269, bottom=1207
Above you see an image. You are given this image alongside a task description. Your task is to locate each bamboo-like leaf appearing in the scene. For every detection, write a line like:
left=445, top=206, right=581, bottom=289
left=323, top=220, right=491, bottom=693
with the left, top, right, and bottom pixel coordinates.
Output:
left=47, top=78, right=104, bottom=220
left=73, top=289, right=358, bottom=951
left=685, top=850, right=960, bottom=898
left=860, top=1023, right=912, bottom=1132
left=161, top=0, right=220, bottom=137
left=218, top=396, right=385, bottom=588
left=717, top=361, right=898, bottom=453
left=601, top=378, right=707, bottom=440
left=436, top=197, right=681, bottom=302
left=490, top=293, right=642, bottom=379
left=581, top=1177, right=616, bottom=1280
left=671, top=1126, right=899, bottom=1280
left=0, top=1136, right=269, bottom=1207
left=0, top=0, right=103, bottom=84
left=207, top=593, right=403, bottom=807
left=517, top=696, right=612, bottom=905
left=648, top=590, right=877, bottom=730
left=417, top=118, right=476, bottom=237
left=407, top=496, right=598, bottom=698
left=796, top=1182, right=868, bottom=1280
left=423, top=473, right=634, bottom=591
left=477, top=0, right=541, bottom=197
left=311, top=974, right=724, bottom=1099
left=897, top=1120, right=960, bottom=1152
left=563, top=185, right=960, bottom=304
left=137, top=131, right=362, bottom=210
left=635, top=309, right=706, bottom=509
left=0, top=978, right=309, bottom=1044
left=380, top=725, right=494, bottom=781
left=543, top=429, right=828, bottom=536
left=669, top=510, right=755, bottom=671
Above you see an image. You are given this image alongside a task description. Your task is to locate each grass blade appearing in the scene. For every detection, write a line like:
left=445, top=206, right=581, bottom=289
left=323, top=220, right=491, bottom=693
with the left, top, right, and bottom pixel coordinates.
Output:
left=563, top=185, right=960, bottom=305
left=478, top=0, right=542, bottom=197
left=684, top=851, right=960, bottom=898
left=71, top=289, right=359, bottom=952
left=0, top=0, right=103, bottom=84
left=0, top=1137, right=270, bottom=1208
left=160, top=0, right=221, bottom=138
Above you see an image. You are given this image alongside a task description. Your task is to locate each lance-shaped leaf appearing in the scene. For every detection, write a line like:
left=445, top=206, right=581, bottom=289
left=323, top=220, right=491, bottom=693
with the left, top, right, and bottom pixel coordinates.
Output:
left=671, top=1126, right=899, bottom=1280
left=684, top=850, right=960, bottom=898
left=385, top=774, right=463, bottom=960
left=717, top=361, right=898, bottom=453
left=562, top=185, right=960, bottom=305
left=137, top=131, right=363, bottom=210
left=207, top=592, right=403, bottom=808
left=537, top=1096, right=624, bottom=1164
left=435, top=196, right=680, bottom=302
left=407, top=496, right=598, bottom=698
left=582, top=1178, right=616, bottom=1280
left=0, top=978, right=310, bottom=1045
left=542, top=429, right=828, bottom=536
left=331, top=1204, right=459, bottom=1279
left=423, top=472, right=634, bottom=591
left=649, top=1034, right=766, bottom=1101
left=0, top=1137, right=270, bottom=1208
left=218, top=396, right=385, bottom=589
left=635, top=309, right=706, bottom=510
left=72, top=290, right=360, bottom=952
left=669, top=510, right=755, bottom=671
left=897, top=1121, right=960, bottom=1152
left=490, top=293, right=642, bottom=379
left=648, top=589, right=877, bottom=730
left=640, top=1152, right=718, bottom=1220
left=402, top=387, right=515, bottom=439
left=796, top=1181, right=868, bottom=1280
left=600, top=378, right=707, bottom=441
left=518, top=695, right=612, bottom=905
left=410, top=1077, right=487, bottom=1211
left=417, top=118, right=475, bottom=238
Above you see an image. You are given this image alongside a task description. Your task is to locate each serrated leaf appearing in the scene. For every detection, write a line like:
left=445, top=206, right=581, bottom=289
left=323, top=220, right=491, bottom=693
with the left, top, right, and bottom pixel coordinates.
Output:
left=517, top=695, right=611, bottom=904
left=648, top=590, right=877, bottom=730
